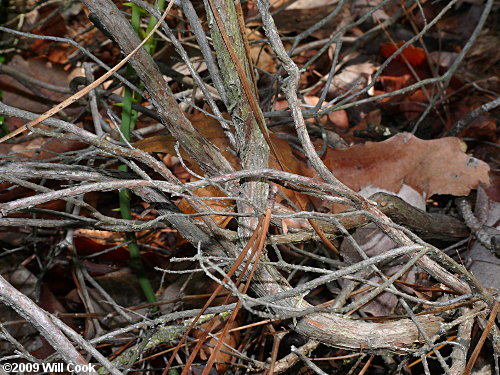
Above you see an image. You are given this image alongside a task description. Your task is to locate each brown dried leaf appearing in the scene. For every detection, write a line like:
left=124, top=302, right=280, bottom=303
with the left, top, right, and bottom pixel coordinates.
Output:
left=133, top=112, right=239, bottom=174
left=246, top=29, right=277, bottom=73
left=323, top=133, right=490, bottom=197
left=177, top=185, right=234, bottom=227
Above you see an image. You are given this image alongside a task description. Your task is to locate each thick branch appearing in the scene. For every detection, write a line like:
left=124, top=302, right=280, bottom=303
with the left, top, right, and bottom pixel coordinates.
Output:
left=81, top=0, right=233, bottom=178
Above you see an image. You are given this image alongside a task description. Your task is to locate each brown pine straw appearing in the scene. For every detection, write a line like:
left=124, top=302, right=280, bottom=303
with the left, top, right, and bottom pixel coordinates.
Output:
left=202, top=208, right=273, bottom=375
left=358, top=354, right=375, bottom=375
left=463, top=300, right=500, bottom=375
left=408, top=336, right=457, bottom=368
left=133, top=319, right=275, bottom=366
left=162, top=213, right=266, bottom=374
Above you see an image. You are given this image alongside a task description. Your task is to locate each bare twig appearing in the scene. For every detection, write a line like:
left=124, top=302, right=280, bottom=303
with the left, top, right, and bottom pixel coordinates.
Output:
left=0, top=275, right=100, bottom=375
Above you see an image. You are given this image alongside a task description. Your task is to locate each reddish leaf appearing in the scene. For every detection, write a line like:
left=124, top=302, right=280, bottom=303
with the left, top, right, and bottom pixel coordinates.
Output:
left=380, top=41, right=426, bottom=67
left=74, top=230, right=130, bottom=264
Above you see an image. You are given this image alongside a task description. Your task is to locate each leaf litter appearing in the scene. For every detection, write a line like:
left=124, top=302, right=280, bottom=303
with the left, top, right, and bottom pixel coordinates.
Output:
left=0, top=1, right=498, bottom=374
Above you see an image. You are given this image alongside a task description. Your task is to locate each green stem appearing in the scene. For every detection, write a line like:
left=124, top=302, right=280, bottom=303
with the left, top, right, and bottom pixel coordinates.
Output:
left=144, top=0, right=166, bottom=54
left=118, top=3, right=157, bottom=306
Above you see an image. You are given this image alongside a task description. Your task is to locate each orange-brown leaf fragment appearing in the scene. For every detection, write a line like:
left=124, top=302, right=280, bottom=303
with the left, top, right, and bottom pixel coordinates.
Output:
left=177, top=185, right=234, bottom=228
left=323, top=133, right=490, bottom=197
left=380, top=41, right=426, bottom=67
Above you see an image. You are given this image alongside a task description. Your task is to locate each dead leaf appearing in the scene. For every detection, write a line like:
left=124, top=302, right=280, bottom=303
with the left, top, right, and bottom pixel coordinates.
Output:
left=275, top=96, right=349, bottom=129
left=341, top=185, right=424, bottom=316
left=328, top=109, right=349, bottom=129
left=134, top=112, right=239, bottom=174
left=338, top=109, right=381, bottom=145
left=468, top=186, right=500, bottom=289
left=74, top=230, right=130, bottom=264
left=380, top=42, right=426, bottom=67
left=247, top=29, right=277, bottom=73
left=271, top=0, right=351, bottom=31
left=328, top=62, right=377, bottom=97
left=429, top=51, right=459, bottom=69
left=1, top=56, right=74, bottom=115
left=177, top=185, right=234, bottom=227
left=322, top=133, right=490, bottom=197
left=465, top=33, right=500, bottom=77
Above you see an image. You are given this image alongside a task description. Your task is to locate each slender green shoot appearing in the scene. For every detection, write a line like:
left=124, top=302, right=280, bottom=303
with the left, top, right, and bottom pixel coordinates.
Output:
left=118, top=3, right=159, bottom=307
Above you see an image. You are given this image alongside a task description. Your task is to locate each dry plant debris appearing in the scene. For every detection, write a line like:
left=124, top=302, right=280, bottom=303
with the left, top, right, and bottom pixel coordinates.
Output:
left=0, top=0, right=499, bottom=374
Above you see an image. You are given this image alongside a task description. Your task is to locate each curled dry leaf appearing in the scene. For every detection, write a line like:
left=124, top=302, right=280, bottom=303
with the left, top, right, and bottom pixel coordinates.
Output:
left=133, top=112, right=239, bottom=227
left=177, top=185, right=234, bottom=227
left=328, top=62, right=377, bottom=98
